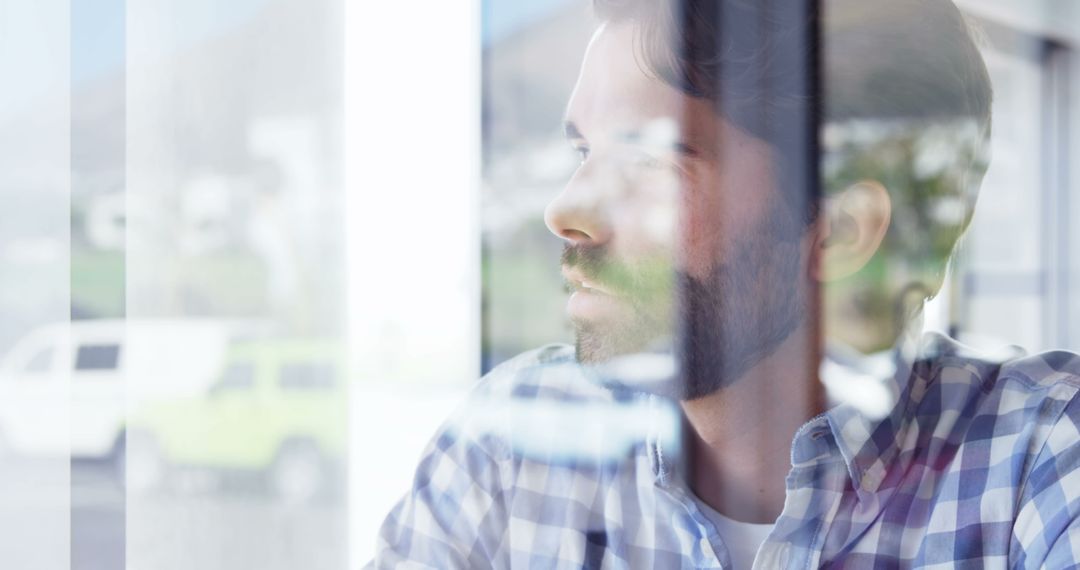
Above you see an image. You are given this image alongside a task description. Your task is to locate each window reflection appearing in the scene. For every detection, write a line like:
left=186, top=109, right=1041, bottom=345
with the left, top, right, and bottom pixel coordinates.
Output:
left=7, top=0, right=1080, bottom=567
left=367, top=0, right=1080, bottom=568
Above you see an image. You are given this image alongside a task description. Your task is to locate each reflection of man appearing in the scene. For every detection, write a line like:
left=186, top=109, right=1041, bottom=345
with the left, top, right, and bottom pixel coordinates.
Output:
left=371, top=0, right=1080, bottom=567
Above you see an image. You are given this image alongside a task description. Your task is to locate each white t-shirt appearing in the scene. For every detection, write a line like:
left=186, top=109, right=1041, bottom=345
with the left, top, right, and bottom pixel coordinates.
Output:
left=694, top=497, right=775, bottom=570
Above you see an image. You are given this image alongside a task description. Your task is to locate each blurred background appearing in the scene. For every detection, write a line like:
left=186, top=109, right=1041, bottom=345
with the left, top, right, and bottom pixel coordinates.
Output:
left=0, top=0, right=1079, bottom=567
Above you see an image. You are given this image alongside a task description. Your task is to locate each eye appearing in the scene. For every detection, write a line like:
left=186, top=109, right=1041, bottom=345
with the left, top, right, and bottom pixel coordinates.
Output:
left=632, top=151, right=667, bottom=170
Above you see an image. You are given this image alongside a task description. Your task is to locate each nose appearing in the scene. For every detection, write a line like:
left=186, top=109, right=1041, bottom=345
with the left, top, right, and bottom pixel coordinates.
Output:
left=544, top=164, right=614, bottom=246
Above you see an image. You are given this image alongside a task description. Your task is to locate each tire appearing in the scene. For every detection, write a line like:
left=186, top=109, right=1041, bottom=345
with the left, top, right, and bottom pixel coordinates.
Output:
left=120, top=431, right=165, bottom=494
left=0, top=426, right=10, bottom=460
left=268, top=441, right=324, bottom=504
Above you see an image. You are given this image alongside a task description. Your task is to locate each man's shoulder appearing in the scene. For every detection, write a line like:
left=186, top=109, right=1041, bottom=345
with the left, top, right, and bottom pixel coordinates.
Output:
left=913, top=333, right=1080, bottom=471
left=999, top=347, right=1080, bottom=392
left=917, top=332, right=1080, bottom=397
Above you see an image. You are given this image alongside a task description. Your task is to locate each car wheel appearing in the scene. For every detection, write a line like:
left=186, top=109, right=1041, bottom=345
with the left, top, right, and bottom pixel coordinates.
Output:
left=120, top=432, right=165, bottom=494
left=268, top=441, right=324, bottom=504
left=0, top=426, right=10, bottom=460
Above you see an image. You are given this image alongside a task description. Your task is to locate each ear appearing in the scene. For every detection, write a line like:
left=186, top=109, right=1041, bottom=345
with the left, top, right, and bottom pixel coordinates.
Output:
left=811, top=180, right=891, bottom=282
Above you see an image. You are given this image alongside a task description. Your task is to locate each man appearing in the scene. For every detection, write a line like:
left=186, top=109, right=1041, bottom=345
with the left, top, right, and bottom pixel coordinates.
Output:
left=371, top=0, right=1080, bottom=567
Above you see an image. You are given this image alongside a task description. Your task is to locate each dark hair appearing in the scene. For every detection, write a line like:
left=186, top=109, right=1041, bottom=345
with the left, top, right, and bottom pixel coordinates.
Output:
left=591, top=0, right=992, bottom=142
left=592, top=0, right=994, bottom=342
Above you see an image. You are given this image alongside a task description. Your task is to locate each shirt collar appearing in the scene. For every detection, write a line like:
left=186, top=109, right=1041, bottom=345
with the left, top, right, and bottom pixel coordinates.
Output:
left=823, top=365, right=914, bottom=494
left=648, top=330, right=953, bottom=495
left=823, top=331, right=998, bottom=494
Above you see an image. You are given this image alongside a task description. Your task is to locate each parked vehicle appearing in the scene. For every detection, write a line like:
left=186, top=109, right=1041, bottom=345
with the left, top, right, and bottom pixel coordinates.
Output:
left=0, top=319, right=233, bottom=469
left=127, top=339, right=346, bottom=502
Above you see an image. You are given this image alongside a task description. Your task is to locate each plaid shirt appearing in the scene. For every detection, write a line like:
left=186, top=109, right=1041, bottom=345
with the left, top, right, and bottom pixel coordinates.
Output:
left=370, top=334, right=1080, bottom=568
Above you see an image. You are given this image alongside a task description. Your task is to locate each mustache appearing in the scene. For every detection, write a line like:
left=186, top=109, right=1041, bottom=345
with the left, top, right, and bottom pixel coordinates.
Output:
left=561, top=243, right=675, bottom=300
left=561, top=243, right=611, bottom=281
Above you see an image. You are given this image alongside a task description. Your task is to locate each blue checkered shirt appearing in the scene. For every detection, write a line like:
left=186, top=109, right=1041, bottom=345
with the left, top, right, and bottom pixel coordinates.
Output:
left=369, top=334, right=1080, bottom=568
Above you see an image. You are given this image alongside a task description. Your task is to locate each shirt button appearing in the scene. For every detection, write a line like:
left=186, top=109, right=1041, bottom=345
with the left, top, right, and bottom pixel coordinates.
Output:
left=699, top=537, right=714, bottom=556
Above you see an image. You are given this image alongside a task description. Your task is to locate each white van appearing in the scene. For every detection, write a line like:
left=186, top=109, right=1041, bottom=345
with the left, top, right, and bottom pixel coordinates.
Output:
left=0, top=319, right=235, bottom=461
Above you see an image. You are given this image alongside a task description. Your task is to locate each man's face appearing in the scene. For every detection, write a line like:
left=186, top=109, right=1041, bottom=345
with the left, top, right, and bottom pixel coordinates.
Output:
left=545, top=23, right=812, bottom=399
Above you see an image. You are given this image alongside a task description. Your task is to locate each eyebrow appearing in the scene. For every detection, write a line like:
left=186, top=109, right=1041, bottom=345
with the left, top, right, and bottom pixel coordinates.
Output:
left=562, top=120, right=699, bottom=157
left=563, top=120, right=585, bottom=141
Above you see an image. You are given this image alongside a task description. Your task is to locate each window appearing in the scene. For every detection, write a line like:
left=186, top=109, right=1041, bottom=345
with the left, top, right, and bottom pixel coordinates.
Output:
left=213, top=362, right=255, bottom=392
left=24, top=347, right=53, bottom=374
left=278, top=362, right=336, bottom=391
left=74, top=344, right=119, bottom=371
left=5, top=0, right=1080, bottom=568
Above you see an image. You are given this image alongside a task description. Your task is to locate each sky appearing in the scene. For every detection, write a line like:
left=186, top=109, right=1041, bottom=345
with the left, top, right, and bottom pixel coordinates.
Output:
left=0, top=0, right=570, bottom=122
left=70, top=0, right=575, bottom=80
left=71, top=0, right=125, bottom=84
left=483, top=0, right=576, bottom=45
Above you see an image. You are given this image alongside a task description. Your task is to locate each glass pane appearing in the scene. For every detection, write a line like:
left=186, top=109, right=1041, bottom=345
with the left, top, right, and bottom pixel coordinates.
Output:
left=364, top=1, right=1080, bottom=568
left=74, top=344, right=120, bottom=371
left=344, top=0, right=481, bottom=564
left=215, top=362, right=255, bottom=391
left=125, top=0, right=347, bottom=568
left=0, top=0, right=71, bottom=568
left=279, top=363, right=336, bottom=391
left=23, top=0, right=1080, bottom=566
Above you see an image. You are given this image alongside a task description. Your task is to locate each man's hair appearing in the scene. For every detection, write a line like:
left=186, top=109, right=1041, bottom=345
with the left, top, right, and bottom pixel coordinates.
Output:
left=591, top=0, right=991, bottom=149
left=592, top=0, right=993, bottom=340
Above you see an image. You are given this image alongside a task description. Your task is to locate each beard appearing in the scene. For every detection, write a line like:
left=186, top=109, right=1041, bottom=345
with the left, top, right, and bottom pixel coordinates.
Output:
left=567, top=207, right=807, bottom=400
